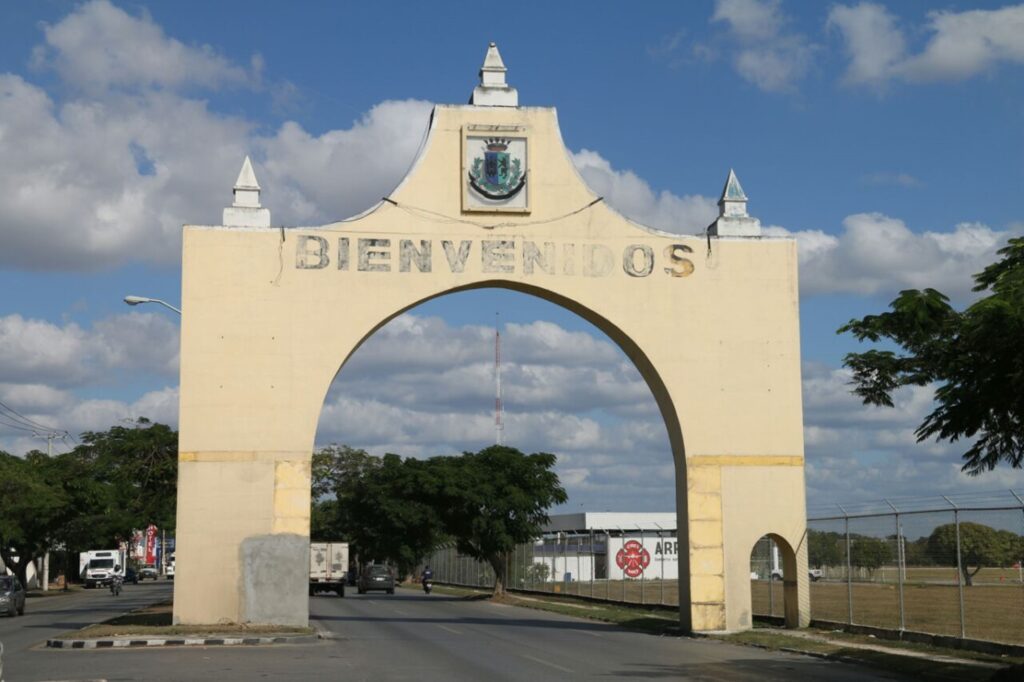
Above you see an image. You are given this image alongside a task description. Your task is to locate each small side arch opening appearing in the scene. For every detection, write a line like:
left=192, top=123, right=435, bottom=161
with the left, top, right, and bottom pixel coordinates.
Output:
left=749, top=533, right=802, bottom=628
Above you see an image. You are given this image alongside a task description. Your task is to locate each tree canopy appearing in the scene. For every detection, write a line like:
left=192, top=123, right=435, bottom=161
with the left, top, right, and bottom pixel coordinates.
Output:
left=0, top=419, right=177, bottom=587
left=311, top=444, right=567, bottom=593
left=838, top=237, right=1024, bottom=474
left=927, top=522, right=1019, bottom=586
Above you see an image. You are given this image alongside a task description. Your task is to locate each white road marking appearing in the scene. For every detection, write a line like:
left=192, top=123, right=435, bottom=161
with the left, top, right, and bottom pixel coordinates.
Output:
left=391, top=608, right=409, bottom=616
left=519, top=653, right=575, bottom=674
left=436, top=624, right=462, bottom=635
left=579, top=630, right=604, bottom=637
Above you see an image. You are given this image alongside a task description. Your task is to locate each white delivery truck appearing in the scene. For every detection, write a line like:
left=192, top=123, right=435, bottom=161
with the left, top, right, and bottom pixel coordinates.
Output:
left=309, top=541, right=348, bottom=597
left=79, top=550, right=124, bottom=588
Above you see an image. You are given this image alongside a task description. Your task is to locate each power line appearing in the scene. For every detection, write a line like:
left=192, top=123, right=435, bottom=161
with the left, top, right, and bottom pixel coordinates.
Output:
left=0, top=398, right=55, bottom=432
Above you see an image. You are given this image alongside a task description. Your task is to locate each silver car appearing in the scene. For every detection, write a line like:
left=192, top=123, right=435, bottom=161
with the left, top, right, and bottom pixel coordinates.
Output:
left=0, top=576, right=26, bottom=616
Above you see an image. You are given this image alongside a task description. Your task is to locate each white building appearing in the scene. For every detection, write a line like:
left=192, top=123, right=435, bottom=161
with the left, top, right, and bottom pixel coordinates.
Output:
left=534, top=513, right=678, bottom=582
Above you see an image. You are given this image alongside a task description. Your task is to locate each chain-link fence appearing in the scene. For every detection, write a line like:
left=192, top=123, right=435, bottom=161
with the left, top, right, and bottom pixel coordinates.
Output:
left=426, top=527, right=683, bottom=607
left=805, top=490, right=1024, bottom=645
left=422, top=490, right=1024, bottom=646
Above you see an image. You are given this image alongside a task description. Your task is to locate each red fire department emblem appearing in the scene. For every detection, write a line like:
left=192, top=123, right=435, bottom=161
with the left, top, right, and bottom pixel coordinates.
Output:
left=615, top=540, right=651, bottom=578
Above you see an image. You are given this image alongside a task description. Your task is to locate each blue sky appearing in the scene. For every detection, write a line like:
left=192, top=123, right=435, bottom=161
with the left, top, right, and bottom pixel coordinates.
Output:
left=1, top=0, right=1022, bottom=514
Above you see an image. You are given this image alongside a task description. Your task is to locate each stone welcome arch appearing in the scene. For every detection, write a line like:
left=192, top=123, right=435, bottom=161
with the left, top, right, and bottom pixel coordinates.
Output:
left=172, top=45, right=810, bottom=632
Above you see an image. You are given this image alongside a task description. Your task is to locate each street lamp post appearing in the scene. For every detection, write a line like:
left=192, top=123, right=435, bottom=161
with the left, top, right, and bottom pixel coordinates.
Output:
left=123, top=295, right=181, bottom=315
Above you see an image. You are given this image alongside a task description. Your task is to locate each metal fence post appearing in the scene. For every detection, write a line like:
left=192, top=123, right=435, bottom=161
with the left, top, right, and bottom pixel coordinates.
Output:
left=655, top=522, right=665, bottom=606
left=639, top=525, right=645, bottom=605
left=886, top=500, right=905, bottom=631
left=768, top=538, right=775, bottom=617
left=619, top=527, right=626, bottom=603
left=949, top=499, right=966, bottom=639
left=839, top=504, right=853, bottom=624
left=589, top=529, right=595, bottom=598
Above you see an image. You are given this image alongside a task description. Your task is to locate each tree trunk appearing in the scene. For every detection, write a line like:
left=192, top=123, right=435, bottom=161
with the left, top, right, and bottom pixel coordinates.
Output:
left=489, top=553, right=507, bottom=597
left=963, top=564, right=982, bottom=587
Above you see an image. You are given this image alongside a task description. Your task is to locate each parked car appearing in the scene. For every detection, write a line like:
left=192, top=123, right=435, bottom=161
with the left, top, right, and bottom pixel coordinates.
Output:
left=139, top=565, right=159, bottom=581
left=769, top=568, right=823, bottom=582
left=357, top=565, right=395, bottom=595
left=0, top=576, right=26, bottom=617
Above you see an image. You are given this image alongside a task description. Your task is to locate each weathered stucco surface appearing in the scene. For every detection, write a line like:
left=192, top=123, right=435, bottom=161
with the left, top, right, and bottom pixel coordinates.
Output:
left=173, top=101, right=808, bottom=631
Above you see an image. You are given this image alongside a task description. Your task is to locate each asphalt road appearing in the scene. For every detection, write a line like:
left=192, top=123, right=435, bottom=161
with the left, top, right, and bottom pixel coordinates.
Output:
left=0, top=585, right=909, bottom=681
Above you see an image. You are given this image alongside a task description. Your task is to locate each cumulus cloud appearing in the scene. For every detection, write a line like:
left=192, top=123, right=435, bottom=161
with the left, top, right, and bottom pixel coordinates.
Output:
left=765, top=214, right=1020, bottom=298
left=571, top=150, right=717, bottom=233
left=829, top=3, right=1024, bottom=87
left=0, top=312, right=179, bottom=386
left=710, top=0, right=817, bottom=92
left=0, top=1, right=433, bottom=271
left=798, top=361, right=1024, bottom=507
left=32, top=0, right=256, bottom=93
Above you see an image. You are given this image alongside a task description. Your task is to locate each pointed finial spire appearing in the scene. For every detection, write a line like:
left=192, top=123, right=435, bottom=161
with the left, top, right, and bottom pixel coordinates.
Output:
left=470, top=42, right=518, bottom=107
left=708, top=168, right=761, bottom=237
left=223, top=156, right=271, bottom=227
left=235, top=156, right=260, bottom=192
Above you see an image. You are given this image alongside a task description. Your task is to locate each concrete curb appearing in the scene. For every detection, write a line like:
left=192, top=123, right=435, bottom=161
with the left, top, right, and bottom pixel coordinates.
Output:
left=46, top=633, right=319, bottom=649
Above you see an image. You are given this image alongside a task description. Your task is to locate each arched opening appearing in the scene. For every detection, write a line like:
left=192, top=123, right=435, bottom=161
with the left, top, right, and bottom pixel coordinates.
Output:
left=308, top=283, right=692, bottom=622
left=749, top=533, right=801, bottom=628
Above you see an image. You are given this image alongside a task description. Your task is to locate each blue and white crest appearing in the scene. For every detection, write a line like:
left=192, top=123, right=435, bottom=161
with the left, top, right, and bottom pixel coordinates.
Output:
left=469, top=138, right=525, bottom=200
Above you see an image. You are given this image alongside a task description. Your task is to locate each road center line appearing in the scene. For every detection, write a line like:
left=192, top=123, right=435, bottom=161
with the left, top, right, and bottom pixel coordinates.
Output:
left=436, top=624, right=462, bottom=635
left=579, top=630, right=604, bottom=637
left=519, top=653, right=575, bottom=674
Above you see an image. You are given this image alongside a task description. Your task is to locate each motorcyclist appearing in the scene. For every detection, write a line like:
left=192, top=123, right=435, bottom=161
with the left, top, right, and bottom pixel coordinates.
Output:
left=421, top=565, right=434, bottom=593
left=110, top=567, right=124, bottom=596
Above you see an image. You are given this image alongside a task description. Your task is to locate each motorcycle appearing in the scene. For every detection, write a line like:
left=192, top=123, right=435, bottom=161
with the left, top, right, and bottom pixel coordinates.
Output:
left=110, top=575, right=123, bottom=596
left=422, top=579, right=433, bottom=594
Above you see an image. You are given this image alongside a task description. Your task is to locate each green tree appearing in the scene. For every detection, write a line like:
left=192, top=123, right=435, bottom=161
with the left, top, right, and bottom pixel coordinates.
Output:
left=850, top=536, right=891, bottom=573
left=0, top=451, right=67, bottom=587
left=310, top=444, right=382, bottom=544
left=74, top=418, right=178, bottom=536
left=927, top=522, right=1014, bottom=586
left=838, top=237, right=1024, bottom=474
left=808, top=529, right=844, bottom=568
left=428, top=445, right=567, bottom=596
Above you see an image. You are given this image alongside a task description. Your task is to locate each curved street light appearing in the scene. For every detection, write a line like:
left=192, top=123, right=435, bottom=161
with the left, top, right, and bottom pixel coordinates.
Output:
left=123, top=295, right=181, bottom=315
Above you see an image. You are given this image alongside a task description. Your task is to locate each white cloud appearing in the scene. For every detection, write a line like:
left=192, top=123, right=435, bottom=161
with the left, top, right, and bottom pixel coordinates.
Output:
left=827, top=3, right=906, bottom=87
left=32, top=0, right=255, bottom=94
left=765, top=214, right=1020, bottom=298
left=0, top=312, right=179, bottom=386
left=830, top=3, right=1024, bottom=87
left=571, top=150, right=717, bottom=233
left=710, top=0, right=816, bottom=92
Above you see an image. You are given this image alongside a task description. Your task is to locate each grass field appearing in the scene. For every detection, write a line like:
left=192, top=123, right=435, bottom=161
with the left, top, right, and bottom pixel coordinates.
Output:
left=508, top=573, right=1024, bottom=646
left=753, top=579, right=1024, bottom=645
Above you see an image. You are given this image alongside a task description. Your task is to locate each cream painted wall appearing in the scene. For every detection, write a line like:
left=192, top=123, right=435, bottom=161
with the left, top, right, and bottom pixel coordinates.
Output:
left=173, top=104, right=807, bottom=631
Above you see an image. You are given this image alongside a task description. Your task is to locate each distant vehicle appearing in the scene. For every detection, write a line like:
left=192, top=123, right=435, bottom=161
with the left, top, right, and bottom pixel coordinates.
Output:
left=139, top=565, right=159, bottom=581
left=357, top=564, right=395, bottom=595
left=79, top=550, right=124, bottom=588
left=769, top=568, right=823, bottom=582
left=166, top=553, right=175, bottom=579
left=309, top=542, right=348, bottom=597
left=0, top=575, right=26, bottom=616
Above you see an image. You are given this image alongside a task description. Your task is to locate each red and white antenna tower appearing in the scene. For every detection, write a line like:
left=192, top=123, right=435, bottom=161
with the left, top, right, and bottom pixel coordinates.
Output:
left=495, top=313, right=504, bottom=445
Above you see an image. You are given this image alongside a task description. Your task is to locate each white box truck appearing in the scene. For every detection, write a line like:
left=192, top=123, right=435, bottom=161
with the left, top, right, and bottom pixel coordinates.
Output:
left=79, top=550, right=124, bottom=588
left=309, top=542, right=348, bottom=597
